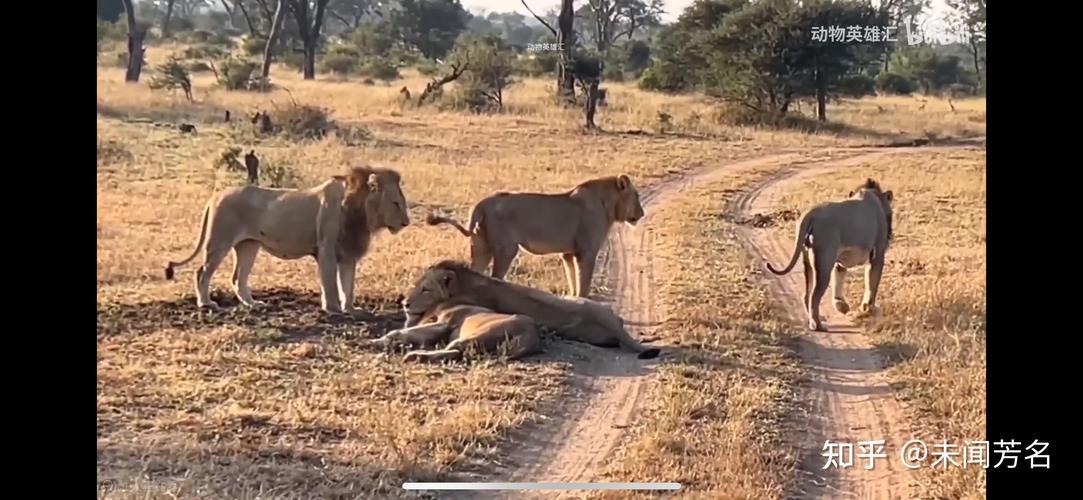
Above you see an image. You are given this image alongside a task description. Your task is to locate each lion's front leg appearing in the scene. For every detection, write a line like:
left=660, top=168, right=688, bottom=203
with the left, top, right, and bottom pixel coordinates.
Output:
left=317, top=249, right=344, bottom=314
left=370, top=322, right=451, bottom=350
left=337, top=254, right=360, bottom=314
left=858, top=256, right=885, bottom=317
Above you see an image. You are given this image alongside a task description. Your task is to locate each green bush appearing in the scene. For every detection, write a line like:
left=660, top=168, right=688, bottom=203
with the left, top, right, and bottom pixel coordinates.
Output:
left=218, top=57, right=264, bottom=91
left=417, top=60, right=440, bottom=76
left=360, top=58, right=400, bottom=82
left=513, top=56, right=545, bottom=77
left=319, top=52, right=361, bottom=75
left=147, top=56, right=194, bottom=101
left=242, top=37, right=267, bottom=56
left=603, top=65, right=625, bottom=82
left=875, top=72, right=916, bottom=95
left=272, top=104, right=332, bottom=140
left=838, top=74, right=876, bottom=97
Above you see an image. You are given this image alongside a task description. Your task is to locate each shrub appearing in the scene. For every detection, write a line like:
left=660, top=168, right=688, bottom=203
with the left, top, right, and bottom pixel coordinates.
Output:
left=242, top=37, right=267, bottom=56
left=838, top=74, right=876, bottom=97
left=319, top=52, right=361, bottom=75
left=147, top=56, right=194, bottom=101
left=514, top=56, right=545, bottom=77
left=218, top=57, right=264, bottom=91
left=282, top=52, right=306, bottom=72
left=262, top=161, right=307, bottom=188
left=360, top=58, right=400, bottom=82
left=603, top=65, right=625, bottom=82
left=450, top=34, right=515, bottom=112
left=875, top=72, right=916, bottom=95
left=186, top=61, right=213, bottom=73
left=417, top=60, right=440, bottom=76
left=271, top=104, right=332, bottom=140
left=181, top=44, right=227, bottom=61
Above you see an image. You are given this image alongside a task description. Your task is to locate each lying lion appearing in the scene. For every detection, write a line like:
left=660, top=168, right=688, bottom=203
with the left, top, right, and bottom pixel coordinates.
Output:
left=370, top=303, right=541, bottom=363
left=400, top=260, right=660, bottom=359
left=766, top=178, right=894, bottom=332
left=164, top=166, right=410, bottom=313
left=427, top=174, right=645, bottom=298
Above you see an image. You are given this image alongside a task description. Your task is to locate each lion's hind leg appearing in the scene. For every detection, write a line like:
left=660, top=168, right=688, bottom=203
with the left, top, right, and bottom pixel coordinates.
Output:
left=231, top=240, right=266, bottom=308
left=403, top=349, right=464, bottom=363
left=831, top=264, right=850, bottom=314
left=195, top=245, right=231, bottom=311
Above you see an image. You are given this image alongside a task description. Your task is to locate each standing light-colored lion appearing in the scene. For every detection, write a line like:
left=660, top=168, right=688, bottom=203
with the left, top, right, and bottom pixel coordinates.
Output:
left=766, top=178, right=895, bottom=332
left=369, top=303, right=541, bottom=363
left=426, top=174, right=645, bottom=298
left=164, top=166, right=411, bottom=313
left=399, top=260, right=660, bottom=359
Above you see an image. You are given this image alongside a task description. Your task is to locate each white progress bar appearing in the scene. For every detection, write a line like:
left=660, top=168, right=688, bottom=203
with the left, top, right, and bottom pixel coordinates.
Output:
left=402, top=482, right=681, bottom=491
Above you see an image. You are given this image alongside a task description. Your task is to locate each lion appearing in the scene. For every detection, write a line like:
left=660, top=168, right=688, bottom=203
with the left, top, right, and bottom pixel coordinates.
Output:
left=426, top=174, right=644, bottom=298
left=163, top=166, right=411, bottom=314
left=766, top=178, right=894, bottom=332
left=400, top=260, right=660, bottom=359
left=369, top=303, right=541, bottom=363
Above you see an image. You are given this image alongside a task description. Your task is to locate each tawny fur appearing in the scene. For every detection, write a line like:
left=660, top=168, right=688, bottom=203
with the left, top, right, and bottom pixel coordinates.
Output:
left=766, top=178, right=895, bottom=332
left=426, top=174, right=645, bottom=298
left=400, top=260, right=660, bottom=359
left=370, top=303, right=541, bottom=363
left=164, top=166, right=411, bottom=313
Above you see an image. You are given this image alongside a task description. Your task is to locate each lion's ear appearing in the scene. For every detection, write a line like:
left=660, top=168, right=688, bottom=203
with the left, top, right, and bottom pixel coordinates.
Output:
left=617, top=174, right=631, bottom=191
left=441, top=271, right=456, bottom=289
left=884, top=190, right=894, bottom=202
left=367, top=173, right=380, bottom=192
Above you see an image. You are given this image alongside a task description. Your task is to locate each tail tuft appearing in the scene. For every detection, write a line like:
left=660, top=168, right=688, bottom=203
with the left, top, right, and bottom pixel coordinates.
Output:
left=425, top=213, right=442, bottom=226
left=164, top=264, right=175, bottom=280
left=637, top=347, right=661, bottom=360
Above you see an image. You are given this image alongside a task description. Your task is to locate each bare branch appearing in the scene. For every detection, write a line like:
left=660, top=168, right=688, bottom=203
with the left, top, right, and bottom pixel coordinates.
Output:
left=521, top=0, right=557, bottom=36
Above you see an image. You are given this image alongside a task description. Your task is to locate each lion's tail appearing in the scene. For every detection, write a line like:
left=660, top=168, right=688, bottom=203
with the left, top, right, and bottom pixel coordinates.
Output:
left=618, top=334, right=661, bottom=360
left=766, top=210, right=814, bottom=276
left=165, top=204, right=210, bottom=280
left=426, top=213, right=474, bottom=237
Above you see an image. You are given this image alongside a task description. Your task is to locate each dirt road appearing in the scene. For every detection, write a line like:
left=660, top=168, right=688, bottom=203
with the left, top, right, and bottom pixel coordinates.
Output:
left=458, top=142, right=981, bottom=499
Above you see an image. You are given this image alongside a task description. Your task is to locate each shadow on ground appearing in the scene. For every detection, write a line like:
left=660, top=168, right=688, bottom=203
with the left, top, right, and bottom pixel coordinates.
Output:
left=96, top=287, right=403, bottom=340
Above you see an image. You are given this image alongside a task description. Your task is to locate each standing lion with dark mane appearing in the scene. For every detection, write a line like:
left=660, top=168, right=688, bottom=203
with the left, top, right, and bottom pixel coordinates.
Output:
left=164, top=166, right=411, bottom=313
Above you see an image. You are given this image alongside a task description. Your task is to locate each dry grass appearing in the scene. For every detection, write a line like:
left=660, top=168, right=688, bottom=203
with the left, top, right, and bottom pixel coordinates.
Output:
left=770, top=150, right=987, bottom=498
left=98, top=40, right=984, bottom=498
left=598, top=173, right=804, bottom=499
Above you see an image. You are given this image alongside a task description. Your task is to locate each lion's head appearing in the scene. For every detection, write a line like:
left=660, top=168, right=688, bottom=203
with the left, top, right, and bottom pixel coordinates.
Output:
left=401, top=260, right=473, bottom=327
left=342, top=167, right=410, bottom=235
left=614, top=174, right=645, bottom=226
left=850, top=178, right=894, bottom=240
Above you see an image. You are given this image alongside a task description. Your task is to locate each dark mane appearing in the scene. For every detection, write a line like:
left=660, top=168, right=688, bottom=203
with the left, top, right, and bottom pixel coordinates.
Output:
left=858, top=178, right=883, bottom=192
left=338, top=165, right=401, bottom=257
left=429, top=259, right=485, bottom=278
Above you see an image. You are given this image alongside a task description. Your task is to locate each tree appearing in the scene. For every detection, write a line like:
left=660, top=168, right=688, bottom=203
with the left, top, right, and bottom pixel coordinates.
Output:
left=261, top=0, right=286, bottom=87
left=327, top=0, right=380, bottom=31
left=391, top=0, right=469, bottom=59
left=99, top=0, right=125, bottom=22
left=121, top=0, right=147, bottom=82
left=162, top=0, right=176, bottom=38
left=579, top=0, right=663, bottom=58
left=521, top=0, right=576, bottom=99
left=946, top=0, right=985, bottom=90
left=286, top=0, right=330, bottom=79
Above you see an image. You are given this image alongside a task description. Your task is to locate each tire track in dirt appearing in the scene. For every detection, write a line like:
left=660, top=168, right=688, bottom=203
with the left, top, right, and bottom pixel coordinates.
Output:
left=729, top=143, right=981, bottom=499
left=448, top=141, right=981, bottom=499
left=453, top=154, right=805, bottom=500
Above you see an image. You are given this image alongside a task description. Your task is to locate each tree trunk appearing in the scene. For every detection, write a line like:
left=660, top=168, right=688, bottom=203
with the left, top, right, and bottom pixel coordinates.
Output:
left=163, top=0, right=176, bottom=38
left=262, top=0, right=287, bottom=87
left=121, top=0, right=144, bottom=82
left=303, top=39, right=317, bottom=79
left=556, top=0, right=576, bottom=101
left=815, top=58, right=827, bottom=122
left=584, top=79, right=600, bottom=129
left=969, top=36, right=982, bottom=90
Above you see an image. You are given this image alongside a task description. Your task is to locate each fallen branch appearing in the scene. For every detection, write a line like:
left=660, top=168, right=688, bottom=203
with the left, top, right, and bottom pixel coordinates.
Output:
left=417, top=59, right=469, bottom=107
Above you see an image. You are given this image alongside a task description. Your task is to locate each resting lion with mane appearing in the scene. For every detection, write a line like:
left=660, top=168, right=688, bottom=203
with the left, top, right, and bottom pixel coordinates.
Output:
left=164, top=166, right=410, bottom=313
left=766, top=178, right=894, bottom=332
left=426, top=174, right=645, bottom=298
left=399, top=260, right=660, bottom=359
left=369, top=303, right=541, bottom=363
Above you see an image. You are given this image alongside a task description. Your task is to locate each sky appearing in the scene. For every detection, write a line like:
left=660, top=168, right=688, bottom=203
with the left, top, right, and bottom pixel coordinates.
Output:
left=460, top=0, right=955, bottom=26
